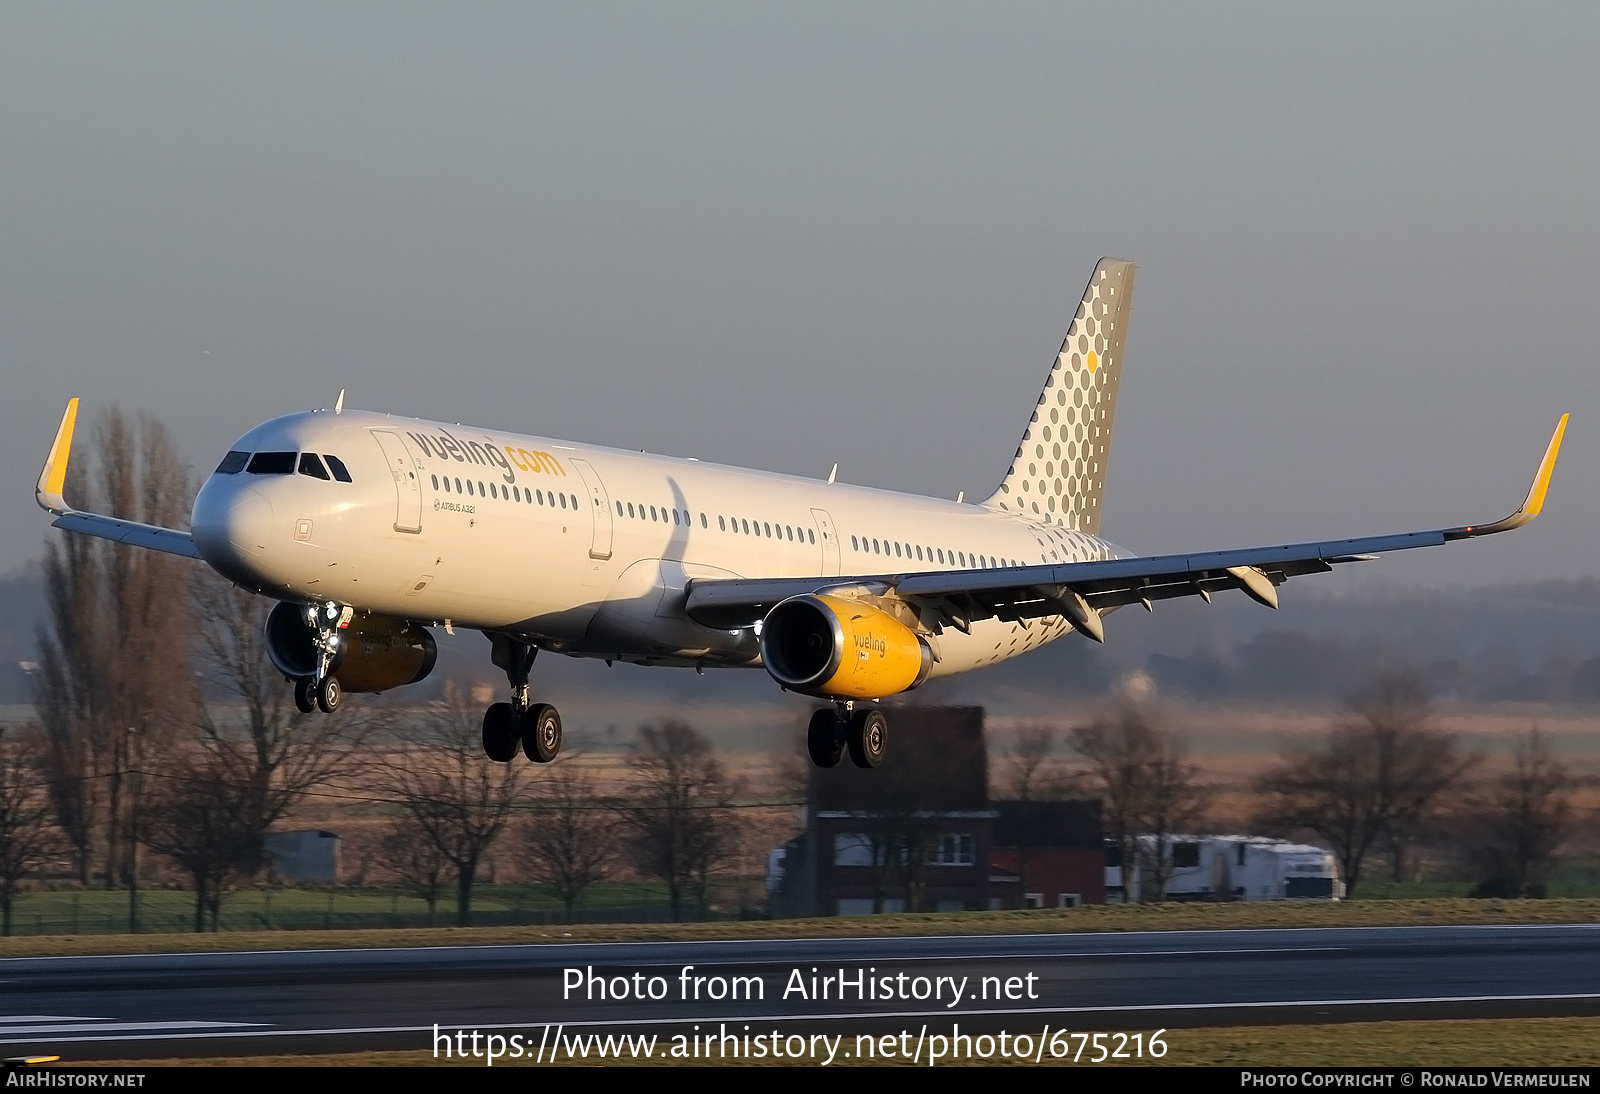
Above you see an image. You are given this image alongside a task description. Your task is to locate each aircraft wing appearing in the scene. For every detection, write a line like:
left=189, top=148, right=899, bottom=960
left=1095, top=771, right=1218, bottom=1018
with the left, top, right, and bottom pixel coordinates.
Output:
left=35, top=398, right=203, bottom=560
left=686, top=414, right=1568, bottom=638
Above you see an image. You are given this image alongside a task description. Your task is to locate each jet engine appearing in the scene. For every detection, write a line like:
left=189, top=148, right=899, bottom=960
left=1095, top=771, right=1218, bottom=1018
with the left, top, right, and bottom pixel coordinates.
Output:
left=265, top=602, right=437, bottom=693
left=759, top=594, right=932, bottom=700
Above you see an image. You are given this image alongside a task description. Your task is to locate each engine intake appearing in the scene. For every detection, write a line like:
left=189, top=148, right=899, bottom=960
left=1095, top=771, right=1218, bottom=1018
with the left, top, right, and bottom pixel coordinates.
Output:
left=265, top=602, right=437, bottom=694
left=760, top=594, right=931, bottom=700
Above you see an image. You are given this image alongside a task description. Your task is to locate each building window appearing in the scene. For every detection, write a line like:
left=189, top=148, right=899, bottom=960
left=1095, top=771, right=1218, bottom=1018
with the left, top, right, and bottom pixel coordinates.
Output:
left=931, top=834, right=974, bottom=866
left=833, top=834, right=876, bottom=867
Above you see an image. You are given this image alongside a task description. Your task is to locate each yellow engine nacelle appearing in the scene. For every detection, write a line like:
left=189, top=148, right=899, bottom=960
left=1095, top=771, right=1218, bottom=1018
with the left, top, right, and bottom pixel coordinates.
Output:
left=265, top=602, right=437, bottom=694
left=759, top=594, right=932, bottom=700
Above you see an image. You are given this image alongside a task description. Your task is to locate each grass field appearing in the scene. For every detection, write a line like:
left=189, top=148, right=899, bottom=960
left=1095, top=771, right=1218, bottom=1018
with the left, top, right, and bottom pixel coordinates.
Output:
left=2, top=895, right=1596, bottom=958
left=3, top=880, right=694, bottom=936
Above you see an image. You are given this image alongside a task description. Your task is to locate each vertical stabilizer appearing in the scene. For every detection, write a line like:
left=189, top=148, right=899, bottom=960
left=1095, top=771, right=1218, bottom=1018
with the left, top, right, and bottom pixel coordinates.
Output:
left=984, top=258, right=1135, bottom=534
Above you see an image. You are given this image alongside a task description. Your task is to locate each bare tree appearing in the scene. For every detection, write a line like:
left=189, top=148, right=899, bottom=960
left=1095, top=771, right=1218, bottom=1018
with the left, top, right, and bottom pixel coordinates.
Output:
left=381, top=694, right=521, bottom=926
left=1088, top=710, right=1207, bottom=902
left=190, top=574, right=372, bottom=868
left=1070, top=706, right=1207, bottom=903
left=35, top=408, right=197, bottom=886
left=1255, top=672, right=1476, bottom=897
left=141, top=751, right=268, bottom=931
left=0, top=727, right=59, bottom=936
left=519, top=759, right=615, bottom=922
left=1008, top=725, right=1062, bottom=801
left=1465, top=728, right=1575, bottom=897
left=1137, top=731, right=1209, bottom=901
left=620, top=722, right=737, bottom=922
left=378, top=824, right=451, bottom=926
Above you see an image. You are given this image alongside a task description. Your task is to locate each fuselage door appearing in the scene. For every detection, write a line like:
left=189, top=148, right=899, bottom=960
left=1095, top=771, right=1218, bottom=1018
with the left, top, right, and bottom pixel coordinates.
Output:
left=810, top=508, right=841, bottom=576
left=569, top=458, right=613, bottom=560
left=371, top=430, right=423, bottom=534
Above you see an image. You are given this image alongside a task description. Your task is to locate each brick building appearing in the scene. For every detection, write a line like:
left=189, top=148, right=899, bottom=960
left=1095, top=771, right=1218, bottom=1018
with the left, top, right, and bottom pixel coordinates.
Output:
left=768, top=707, right=1105, bottom=916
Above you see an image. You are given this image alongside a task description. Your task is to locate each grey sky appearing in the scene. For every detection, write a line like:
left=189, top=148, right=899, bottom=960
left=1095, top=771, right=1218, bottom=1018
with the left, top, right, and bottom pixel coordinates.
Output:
left=2, top=3, right=1596, bottom=587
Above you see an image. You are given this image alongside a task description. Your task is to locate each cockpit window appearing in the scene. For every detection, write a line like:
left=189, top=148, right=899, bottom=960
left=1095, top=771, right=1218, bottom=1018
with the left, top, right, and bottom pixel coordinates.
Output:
left=247, top=451, right=297, bottom=475
left=323, top=454, right=353, bottom=482
left=215, top=451, right=249, bottom=475
left=298, top=453, right=331, bottom=480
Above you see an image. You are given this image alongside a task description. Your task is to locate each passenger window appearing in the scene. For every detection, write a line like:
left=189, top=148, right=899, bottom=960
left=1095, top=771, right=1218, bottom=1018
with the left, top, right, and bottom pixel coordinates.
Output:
left=700, top=513, right=708, bottom=528
left=324, top=455, right=353, bottom=482
left=455, top=478, right=463, bottom=493
left=215, top=451, right=249, bottom=475
left=432, top=475, right=440, bottom=490
left=808, top=529, right=815, bottom=544
left=894, top=542, right=902, bottom=557
left=718, top=516, right=726, bottom=531
left=763, top=522, right=771, bottom=537
left=560, top=493, right=568, bottom=509
left=673, top=510, right=681, bottom=526
left=742, top=519, right=750, bottom=534
left=246, top=451, right=296, bottom=475
left=466, top=481, right=475, bottom=496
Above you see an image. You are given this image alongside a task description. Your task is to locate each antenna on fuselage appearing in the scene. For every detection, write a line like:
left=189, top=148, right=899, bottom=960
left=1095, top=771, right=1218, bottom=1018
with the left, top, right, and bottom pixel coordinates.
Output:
left=956, top=490, right=965, bottom=503
left=334, top=389, right=346, bottom=414
left=827, top=463, right=838, bottom=484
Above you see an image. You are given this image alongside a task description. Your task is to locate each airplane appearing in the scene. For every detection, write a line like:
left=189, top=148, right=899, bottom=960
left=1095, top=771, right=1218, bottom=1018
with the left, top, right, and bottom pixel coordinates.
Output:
left=34, top=259, right=1568, bottom=771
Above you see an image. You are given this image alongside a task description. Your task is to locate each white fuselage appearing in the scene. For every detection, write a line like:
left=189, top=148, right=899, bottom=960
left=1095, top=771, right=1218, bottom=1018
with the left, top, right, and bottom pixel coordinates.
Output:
left=190, top=410, right=1120, bottom=679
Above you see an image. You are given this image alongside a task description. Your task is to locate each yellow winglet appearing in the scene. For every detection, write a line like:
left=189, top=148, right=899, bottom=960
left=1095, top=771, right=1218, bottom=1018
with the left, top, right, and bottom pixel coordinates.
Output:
left=1444, top=412, right=1568, bottom=539
left=1519, top=411, right=1568, bottom=517
left=35, top=397, right=80, bottom=514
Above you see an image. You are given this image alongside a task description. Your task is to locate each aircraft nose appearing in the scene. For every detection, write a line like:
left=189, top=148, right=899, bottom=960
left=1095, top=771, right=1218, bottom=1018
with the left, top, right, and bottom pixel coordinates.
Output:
left=191, top=478, right=276, bottom=584
left=225, top=488, right=274, bottom=555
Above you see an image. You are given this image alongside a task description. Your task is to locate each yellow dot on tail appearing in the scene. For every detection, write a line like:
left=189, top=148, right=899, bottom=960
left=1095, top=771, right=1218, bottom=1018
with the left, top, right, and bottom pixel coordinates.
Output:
left=1086, top=350, right=1098, bottom=373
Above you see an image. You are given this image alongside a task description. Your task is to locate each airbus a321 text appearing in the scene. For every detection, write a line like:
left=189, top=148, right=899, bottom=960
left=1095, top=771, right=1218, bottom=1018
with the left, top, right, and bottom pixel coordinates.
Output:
left=34, top=259, right=1568, bottom=770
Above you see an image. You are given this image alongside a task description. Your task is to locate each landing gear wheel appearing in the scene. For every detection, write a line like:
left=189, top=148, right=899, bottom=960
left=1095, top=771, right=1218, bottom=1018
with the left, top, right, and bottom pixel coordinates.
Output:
left=522, top=704, right=563, bottom=763
left=807, top=708, right=845, bottom=768
left=482, top=702, right=518, bottom=762
left=847, top=708, right=888, bottom=769
left=293, top=678, right=316, bottom=714
left=315, top=675, right=341, bottom=714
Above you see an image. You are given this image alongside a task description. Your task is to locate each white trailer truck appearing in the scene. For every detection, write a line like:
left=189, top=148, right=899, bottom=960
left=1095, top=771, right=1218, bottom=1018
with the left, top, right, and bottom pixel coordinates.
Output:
left=1108, top=835, right=1342, bottom=903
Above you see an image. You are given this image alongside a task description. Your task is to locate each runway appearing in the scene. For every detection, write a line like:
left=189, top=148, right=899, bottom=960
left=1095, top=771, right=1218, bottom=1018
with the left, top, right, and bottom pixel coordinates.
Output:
left=6, top=924, right=1600, bottom=1061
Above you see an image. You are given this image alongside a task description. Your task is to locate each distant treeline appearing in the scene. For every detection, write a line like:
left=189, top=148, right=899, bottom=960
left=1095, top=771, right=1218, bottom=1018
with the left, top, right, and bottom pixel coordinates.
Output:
left=5, top=563, right=1600, bottom=707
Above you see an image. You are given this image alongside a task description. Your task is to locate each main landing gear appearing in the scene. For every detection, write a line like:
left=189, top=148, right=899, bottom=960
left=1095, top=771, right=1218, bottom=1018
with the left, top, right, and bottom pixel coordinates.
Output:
left=807, top=703, right=888, bottom=770
left=481, top=634, right=562, bottom=764
left=292, top=602, right=349, bottom=714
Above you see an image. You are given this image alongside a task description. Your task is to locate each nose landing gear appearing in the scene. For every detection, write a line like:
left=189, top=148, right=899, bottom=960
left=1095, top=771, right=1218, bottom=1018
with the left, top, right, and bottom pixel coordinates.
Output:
left=807, top=703, right=888, bottom=769
left=293, top=601, right=350, bottom=714
left=481, top=634, right=562, bottom=764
